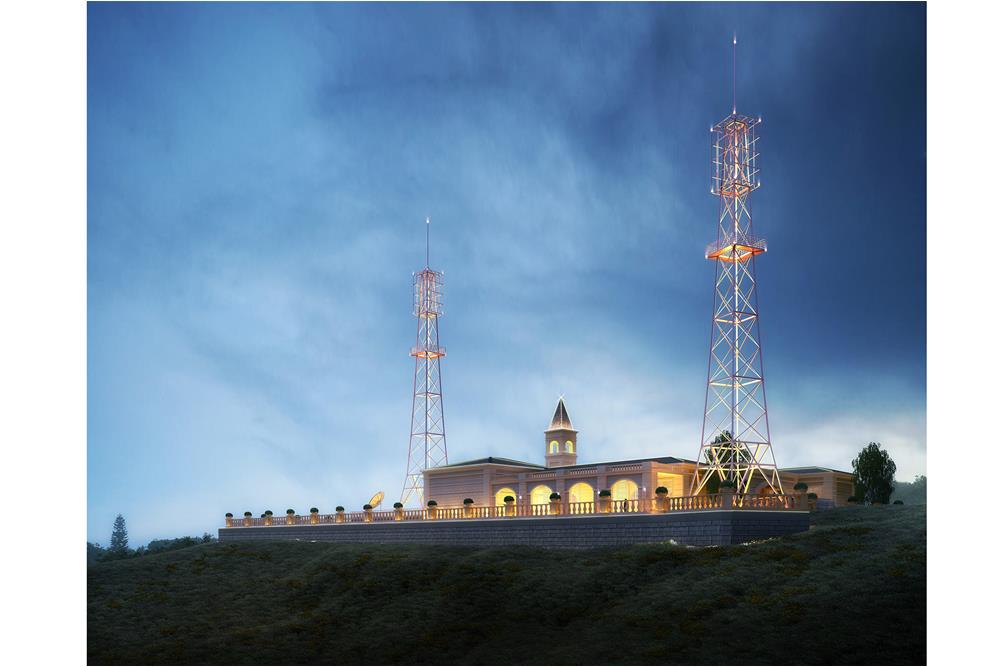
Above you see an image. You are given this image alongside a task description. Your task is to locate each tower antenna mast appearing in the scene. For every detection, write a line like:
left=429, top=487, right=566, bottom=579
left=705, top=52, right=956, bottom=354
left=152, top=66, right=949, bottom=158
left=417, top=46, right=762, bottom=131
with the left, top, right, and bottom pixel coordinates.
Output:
left=401, top=218, right=448, bottom=506
left=690, top=38, right=783, bottom=498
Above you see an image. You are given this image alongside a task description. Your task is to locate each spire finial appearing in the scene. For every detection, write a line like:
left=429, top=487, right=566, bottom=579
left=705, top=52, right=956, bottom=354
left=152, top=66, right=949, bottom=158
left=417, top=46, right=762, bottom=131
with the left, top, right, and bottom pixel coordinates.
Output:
left=732, top=33, right=737, bottom=115
left=425, top=216, right=430, bottom=268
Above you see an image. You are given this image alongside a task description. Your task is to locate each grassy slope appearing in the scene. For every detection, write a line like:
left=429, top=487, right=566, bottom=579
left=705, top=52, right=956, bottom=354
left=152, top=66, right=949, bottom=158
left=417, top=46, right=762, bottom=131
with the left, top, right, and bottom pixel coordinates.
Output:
left=88, top=506, right=926, bottom=665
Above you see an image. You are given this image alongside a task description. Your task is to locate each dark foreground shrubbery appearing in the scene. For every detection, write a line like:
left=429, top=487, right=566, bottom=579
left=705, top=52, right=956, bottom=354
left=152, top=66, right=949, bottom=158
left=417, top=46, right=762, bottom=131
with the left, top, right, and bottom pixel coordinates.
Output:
left=88, top=506, right=926, bottom=665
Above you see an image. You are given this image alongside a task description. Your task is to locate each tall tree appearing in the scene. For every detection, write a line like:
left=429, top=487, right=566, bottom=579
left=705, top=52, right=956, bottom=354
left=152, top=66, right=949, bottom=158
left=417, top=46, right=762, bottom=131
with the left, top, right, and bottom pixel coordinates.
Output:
left=109, top=514, right=129, bottom=554
left=852, top=442, right=896, bottom=504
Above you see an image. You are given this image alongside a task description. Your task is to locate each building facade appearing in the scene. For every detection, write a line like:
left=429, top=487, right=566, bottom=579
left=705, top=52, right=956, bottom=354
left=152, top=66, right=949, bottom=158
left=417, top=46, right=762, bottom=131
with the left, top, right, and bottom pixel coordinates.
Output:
left=424, top=398, right=854, bottom=509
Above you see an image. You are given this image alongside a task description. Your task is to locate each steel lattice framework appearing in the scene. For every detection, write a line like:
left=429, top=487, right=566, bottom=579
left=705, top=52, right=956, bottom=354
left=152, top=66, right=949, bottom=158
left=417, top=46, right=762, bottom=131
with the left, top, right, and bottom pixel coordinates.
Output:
left=400, top=222, right=448, bottom=506
left=690, top=48, right=783, bottom=497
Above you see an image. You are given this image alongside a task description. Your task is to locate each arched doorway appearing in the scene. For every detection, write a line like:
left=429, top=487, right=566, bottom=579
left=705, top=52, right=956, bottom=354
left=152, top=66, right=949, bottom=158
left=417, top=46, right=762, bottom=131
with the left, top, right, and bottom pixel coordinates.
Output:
left=494, top=487, right=516, bottom=506
left=611, top=479, right=639, bottom=501
left=568, top=482, right=594, bottom=504
left=530, top=484, right=553, bottom=506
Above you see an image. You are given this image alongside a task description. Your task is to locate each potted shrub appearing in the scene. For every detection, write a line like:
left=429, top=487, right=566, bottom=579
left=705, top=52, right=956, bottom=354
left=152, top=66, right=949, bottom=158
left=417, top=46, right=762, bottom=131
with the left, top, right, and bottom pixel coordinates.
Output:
left=427, top=499, right=438, bottom=519
left=793, top=482, right=809, bottom=492
left=363, top=504, right=374, bottom=522
left=502, top=495, right=516, bottom=517
left=548, top=492, right=562, bottom=516
left=806, top=492, right=818, bottom=511
left=310, top=507, right=319, bottom=524
left=264, top=509, right=274, bottom=526
left=335, top=505, right=345, bottom=523
left=243, top=511, right=252, bottom=527
left=598, top=489, right=612, bottom=513
left=654, top=486, right=669, bottom=511
left=286, top=509, right=296, bottom=525
left=225, top=512, right=234, bottom=527
left=393, top=502, right=404, bottom=521
left=463, top=497, right=474, bottom=518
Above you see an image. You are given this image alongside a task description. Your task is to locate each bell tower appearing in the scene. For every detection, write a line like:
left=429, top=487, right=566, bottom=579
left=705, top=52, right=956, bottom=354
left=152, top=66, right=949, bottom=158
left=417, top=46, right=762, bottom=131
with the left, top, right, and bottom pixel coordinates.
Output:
left=544, top=397, right=578, bottom=467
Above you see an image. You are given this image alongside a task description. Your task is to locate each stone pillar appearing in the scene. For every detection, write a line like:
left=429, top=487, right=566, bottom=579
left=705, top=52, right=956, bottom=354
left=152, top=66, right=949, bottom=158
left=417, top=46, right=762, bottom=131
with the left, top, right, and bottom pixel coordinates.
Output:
left=555, top=469, right=565, bottom=497
left=597, top=466, right=608, bottom=495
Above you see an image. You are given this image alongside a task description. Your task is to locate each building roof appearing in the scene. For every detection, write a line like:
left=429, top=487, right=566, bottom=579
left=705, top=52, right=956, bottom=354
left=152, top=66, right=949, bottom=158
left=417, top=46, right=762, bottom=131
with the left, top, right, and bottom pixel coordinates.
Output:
left=780, top=466, right=853, bottom=476
left=429, top=454, right=694, bottom=472
left=433, top=456, right=546, bottom=470
left=547, top=397, right=575, bottom=431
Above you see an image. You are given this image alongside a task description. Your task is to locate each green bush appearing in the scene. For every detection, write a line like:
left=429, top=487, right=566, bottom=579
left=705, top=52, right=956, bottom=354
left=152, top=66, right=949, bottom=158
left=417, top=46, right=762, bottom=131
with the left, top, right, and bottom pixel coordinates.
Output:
left=549, top=492, right=561, bottom=500
left=807, top=492, right=818, bottom=500
left=892, top=500, right=904, bottom=505
left=335, top=506, right=345, bottom=512
left=264, top=510, right=273, bottom=516
left=463, top=498, right=474, bottom=505
left=286, top=509, right=295, bottom=515
left=426, top=500, right=437, bottom=506
left=225, top=513, right=233, bottom=518
left=310, top=507, right=319, bottom=513
left=598, top=490, right=611, bottom=497
left=393, top=502, right=403, bottom=509
left=363, top=504, right=373, bottom=510
left=655, top=486, right=669, bottom=495
left=243, top=512, right=252, bottom=517
left=793, top=482, right=809, bottom=491
left=503, top=495, right=514, bottom=503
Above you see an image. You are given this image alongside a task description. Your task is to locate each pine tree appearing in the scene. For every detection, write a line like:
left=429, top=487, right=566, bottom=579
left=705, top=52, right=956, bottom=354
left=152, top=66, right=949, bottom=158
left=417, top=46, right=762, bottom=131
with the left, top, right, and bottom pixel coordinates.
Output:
left=109, top=514, right=129, bottom=554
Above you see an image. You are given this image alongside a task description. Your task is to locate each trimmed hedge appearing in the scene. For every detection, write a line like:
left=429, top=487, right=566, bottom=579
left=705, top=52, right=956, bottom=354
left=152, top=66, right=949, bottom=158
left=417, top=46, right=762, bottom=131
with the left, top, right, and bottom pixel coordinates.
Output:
left=426, top=500, right=438, bottom=507
left=655, top=486, right=669, bottom=495
left=225, top=513, right=233, bottom=518
left=286, top=509, right=295, bottom=515
left=793, top=482, right=809, bottom=491
left=463, top=498, right=474, bottom=505
left=310, top=507, right=319, bottom=513
left=807, top=492, right=818, bottom=500
left=598, top=490, right=612, bottom=497
left=549, top=492, right=561, bottom=500
left=363, top=504, right=373, bottom=510
left=264, top=510, right=273, bottom=516
left=503, top=495, right=515, bottom=503
left=243, top=512, right=252, bottom=517
left=393, top=502, right=404, bottom=509
left=335, top=506, right=345, bottom=512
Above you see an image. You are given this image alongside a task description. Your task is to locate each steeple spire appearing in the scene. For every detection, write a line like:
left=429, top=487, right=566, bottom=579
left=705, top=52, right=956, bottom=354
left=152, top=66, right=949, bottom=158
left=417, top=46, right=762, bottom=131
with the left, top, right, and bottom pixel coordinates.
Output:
left=548, top=397, right=574, bottom=431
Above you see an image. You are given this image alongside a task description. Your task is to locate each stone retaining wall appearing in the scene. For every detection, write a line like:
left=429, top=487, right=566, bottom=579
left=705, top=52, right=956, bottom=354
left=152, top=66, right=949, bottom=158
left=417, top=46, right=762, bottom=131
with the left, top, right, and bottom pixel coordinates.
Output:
left=218, top=510, right=808, bottom=547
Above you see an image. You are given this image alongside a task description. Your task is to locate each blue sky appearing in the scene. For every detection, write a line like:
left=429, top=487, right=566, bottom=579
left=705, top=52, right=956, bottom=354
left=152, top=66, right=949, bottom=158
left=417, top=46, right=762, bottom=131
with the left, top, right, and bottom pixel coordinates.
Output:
left=88, top=2, right=925, bottom=546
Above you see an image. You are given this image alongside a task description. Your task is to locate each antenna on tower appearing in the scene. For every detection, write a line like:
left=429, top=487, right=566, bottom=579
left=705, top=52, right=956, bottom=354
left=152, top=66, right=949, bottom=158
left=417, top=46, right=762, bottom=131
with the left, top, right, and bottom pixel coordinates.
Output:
left=425, top=216, right=430, bottom=268
left=732, top=33, right=737, bottom=114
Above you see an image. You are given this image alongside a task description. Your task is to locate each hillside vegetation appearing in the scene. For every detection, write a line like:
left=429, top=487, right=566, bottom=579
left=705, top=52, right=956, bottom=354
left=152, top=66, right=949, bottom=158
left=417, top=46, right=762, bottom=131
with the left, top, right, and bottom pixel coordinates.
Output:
left=88, top=505, right=925, bottom=665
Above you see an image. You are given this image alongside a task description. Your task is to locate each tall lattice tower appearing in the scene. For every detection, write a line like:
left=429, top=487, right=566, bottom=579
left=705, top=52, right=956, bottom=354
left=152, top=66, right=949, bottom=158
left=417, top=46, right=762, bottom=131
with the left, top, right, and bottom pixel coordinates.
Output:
left=400, top=218, right=448, bottom=506
left=690, top=37, right=783, bottom=497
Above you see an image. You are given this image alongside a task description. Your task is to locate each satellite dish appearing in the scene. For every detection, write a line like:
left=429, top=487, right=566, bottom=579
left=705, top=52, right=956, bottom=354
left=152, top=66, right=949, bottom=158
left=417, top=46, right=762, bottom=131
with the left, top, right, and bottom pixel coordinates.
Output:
left=368, top=491, right=385, bottom=509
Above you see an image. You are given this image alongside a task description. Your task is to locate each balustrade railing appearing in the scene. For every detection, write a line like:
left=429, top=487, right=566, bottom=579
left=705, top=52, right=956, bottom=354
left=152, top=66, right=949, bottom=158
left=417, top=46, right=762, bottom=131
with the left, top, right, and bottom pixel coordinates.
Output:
left=225, top=492, right=806, bottom=527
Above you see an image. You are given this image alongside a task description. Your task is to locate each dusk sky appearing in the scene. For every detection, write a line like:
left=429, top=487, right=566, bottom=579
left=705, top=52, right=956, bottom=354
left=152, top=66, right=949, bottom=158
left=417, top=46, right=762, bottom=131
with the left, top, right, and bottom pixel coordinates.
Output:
left=88, top=2, right=925, bottom=546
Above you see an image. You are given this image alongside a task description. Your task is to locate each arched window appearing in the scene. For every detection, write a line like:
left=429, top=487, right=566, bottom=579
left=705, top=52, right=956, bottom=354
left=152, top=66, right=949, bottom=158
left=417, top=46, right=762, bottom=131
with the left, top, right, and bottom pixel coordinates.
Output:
left=611, top=479, right=639, bottom=501
left=530, top=484, right=553, bottom=506
left=565, top=440, right=574, bottom=453
left=549, top=440, right=559, bottom=454
left=568, top=482, right=593, bottom=504
left=494, top=487, right=516, bottom=506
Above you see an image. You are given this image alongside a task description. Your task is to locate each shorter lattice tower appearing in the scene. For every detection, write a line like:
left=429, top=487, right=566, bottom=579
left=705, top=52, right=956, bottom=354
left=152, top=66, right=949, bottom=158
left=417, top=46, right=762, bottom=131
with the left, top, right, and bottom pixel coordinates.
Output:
left=690, top=37, right=784, bottom=497
left=400, top=218, right=448, bottom=507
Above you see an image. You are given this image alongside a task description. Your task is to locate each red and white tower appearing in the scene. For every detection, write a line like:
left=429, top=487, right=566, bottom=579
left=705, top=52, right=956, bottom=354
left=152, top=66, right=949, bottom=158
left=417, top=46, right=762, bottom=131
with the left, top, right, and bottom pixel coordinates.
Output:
left=400, top=219, right=448, bottom=506
left=690, top=38, right=783, bottom=497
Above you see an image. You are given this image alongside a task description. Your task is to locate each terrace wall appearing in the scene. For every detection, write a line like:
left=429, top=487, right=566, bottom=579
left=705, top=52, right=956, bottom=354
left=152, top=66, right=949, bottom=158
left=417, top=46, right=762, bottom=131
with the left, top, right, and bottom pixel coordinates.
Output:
left=218, top=510, right=808, bottom=548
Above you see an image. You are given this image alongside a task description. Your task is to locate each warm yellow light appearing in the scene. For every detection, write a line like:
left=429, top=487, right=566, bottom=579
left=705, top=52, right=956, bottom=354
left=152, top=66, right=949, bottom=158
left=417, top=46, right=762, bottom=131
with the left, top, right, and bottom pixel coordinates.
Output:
left=530, top=484, right=553, bottom=506
left=565, top=440, right=574, bottom=453
left=549, top=440, right=559, bottom=454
